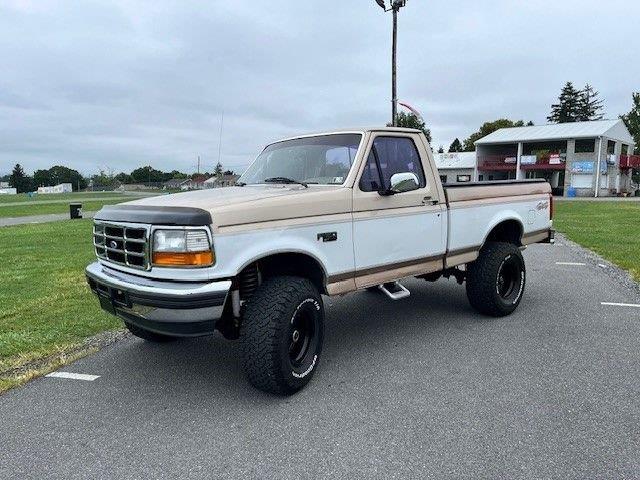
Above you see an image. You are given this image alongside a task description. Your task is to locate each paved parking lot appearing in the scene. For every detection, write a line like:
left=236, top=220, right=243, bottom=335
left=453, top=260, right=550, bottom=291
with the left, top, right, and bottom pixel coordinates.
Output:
left=1, top=238, right=639, bottom=479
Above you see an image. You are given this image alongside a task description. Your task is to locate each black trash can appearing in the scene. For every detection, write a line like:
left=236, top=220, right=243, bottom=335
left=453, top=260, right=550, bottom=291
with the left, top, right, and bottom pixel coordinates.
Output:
left=69, top=203, right=83, bottom=219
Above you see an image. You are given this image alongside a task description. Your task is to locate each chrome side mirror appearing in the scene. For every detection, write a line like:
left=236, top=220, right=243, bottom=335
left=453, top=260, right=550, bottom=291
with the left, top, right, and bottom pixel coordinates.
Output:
left=388, top=172, right=419, bottom=194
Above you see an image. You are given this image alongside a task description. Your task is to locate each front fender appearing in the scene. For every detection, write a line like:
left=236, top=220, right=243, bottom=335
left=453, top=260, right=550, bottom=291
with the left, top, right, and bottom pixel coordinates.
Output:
left=211, top=221, right=354, bottom=279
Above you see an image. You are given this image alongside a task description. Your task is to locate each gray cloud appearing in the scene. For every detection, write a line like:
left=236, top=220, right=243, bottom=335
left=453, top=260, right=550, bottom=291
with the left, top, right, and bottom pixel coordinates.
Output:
left=0, top=0, right=638, bottom=176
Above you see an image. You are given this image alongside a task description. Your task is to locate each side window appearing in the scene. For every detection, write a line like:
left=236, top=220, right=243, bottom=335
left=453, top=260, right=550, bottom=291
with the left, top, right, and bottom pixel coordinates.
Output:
left=359, top=150, right=381, bottom=192
left=359, top=136, right=427, bottom=192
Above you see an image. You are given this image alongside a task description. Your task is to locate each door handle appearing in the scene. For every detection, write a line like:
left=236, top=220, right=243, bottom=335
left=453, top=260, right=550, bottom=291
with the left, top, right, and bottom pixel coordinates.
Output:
left=422, top=196, right=439, bottom=205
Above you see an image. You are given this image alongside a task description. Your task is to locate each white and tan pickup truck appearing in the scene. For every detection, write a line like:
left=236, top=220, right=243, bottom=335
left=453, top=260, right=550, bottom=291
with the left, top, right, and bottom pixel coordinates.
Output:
left=86, top=127, right=553, bottom=395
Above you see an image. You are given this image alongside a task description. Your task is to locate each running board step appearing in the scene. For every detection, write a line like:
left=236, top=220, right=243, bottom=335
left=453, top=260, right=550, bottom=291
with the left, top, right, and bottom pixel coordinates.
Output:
left=378, top=282, right=410, bottom=300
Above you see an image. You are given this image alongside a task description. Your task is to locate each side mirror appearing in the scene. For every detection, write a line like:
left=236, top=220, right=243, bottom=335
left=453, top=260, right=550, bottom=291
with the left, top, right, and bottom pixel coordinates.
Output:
left=383, top=172, right=420, bottom=195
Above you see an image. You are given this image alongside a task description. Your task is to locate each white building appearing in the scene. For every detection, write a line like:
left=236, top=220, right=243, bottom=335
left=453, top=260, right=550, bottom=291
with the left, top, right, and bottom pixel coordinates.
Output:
left=474, top=120, right=638, bottom=196
left=0, top=187, right=17, bottom=195
left=37, top=183, right=73, bottom=194
left=433, top=152, right=476, bottom=184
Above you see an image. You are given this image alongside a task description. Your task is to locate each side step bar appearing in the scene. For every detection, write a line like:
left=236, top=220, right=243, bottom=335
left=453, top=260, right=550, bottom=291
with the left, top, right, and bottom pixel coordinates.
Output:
left=378, top=282, right=410, bottom=301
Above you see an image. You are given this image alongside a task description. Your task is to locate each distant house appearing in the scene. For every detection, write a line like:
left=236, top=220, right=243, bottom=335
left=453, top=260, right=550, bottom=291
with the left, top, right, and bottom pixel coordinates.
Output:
left=204, top=174, right=241, bottom=188
left=37, top=183, right=73, bottom=194
left=0, top=181, right=9, bottom=188
left=433, top=152, right=477, bottom=184
left=118, top=184, right=149, bottom=191
left=163, top=178, right=191, bottom=190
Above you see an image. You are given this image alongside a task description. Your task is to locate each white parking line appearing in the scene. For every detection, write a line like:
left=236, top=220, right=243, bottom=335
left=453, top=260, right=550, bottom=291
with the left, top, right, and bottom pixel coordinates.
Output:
left=46, top=372, right=100, bottom=381
left=601, top=302, right=640, bottom=309
left=555, top=262, right=587, bottom=266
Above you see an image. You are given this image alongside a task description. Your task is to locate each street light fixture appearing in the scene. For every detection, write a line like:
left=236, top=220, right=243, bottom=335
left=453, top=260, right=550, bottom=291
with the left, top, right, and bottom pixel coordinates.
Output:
left=374, top=0, right=408, bottom=126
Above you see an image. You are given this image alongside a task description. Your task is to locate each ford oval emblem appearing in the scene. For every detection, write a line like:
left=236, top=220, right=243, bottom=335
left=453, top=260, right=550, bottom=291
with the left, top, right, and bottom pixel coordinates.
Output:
left=109, top=240, right=118, bottom=249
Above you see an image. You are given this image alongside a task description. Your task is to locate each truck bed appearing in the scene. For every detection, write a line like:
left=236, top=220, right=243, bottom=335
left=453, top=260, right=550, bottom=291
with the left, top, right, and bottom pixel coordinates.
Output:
left=443, top=179, right=552, bottom=268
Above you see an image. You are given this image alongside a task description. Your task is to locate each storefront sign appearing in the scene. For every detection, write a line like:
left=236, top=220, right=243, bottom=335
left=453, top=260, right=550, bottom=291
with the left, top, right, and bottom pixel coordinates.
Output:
left=549, top=154, right=562, bottom=165
left=520, top=155, right=537, bottom=165
left=504, top=157, right=517, bottom=164
left=570, top=161, right=595, bottom=174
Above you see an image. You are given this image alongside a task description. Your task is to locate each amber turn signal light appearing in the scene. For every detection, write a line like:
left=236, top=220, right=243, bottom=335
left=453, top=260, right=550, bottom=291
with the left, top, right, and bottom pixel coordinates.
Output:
left=152, top=251, right=214, bottom=267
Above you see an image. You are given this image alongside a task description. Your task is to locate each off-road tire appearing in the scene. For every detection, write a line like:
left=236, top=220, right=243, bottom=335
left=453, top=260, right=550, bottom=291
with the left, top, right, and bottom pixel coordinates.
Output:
left=125, top=322, right=178, bottom=343
left=466, top=242, right=526, bottom=317
left=240, top=276, right=324, bottom=395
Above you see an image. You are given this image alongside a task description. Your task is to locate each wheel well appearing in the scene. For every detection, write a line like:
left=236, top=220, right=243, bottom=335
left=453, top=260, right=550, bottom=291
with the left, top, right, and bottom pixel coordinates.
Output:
left=241, top=253, right=327, bottom=295
left=484, top=220, right=523, bottom=247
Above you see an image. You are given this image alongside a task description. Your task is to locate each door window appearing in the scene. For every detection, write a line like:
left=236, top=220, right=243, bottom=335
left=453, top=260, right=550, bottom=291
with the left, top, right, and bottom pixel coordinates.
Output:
left=359, top=136, right=426, bottom=192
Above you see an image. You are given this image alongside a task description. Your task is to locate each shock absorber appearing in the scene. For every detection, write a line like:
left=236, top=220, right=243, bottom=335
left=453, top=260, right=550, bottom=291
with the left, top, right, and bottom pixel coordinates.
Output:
left=239, top=263, right=260, bottom=300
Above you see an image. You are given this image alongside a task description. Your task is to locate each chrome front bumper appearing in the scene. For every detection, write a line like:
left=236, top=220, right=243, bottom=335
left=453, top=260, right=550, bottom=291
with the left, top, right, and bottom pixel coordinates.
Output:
left=85, top=262, right=232, bottom=337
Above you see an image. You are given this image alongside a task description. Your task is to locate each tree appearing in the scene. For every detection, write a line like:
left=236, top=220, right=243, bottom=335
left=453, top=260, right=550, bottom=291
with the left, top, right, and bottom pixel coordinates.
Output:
left=9, top=163, right=34, bottom=193
left=577, top=84, right=604, bottom=121
left=462, top=119, right=528, bottom=151
left=223, top=170, right=235, bottom=176
left=621, top=92, right=640, bottom=184
left=437, top=145, right=444, bottom=153
left=130, top=166, right=165, bottom=184
left=114, top=172, right=133, bottom=184
left=90, top=170, right=118, bottom=189
left=620, top=92, right=640, bottom=148
left=214, top=162, right=224, bottom=177
left=448, top=138, right=462, bottom=152
left=33, top=165, right=86, bottom=191
left=388, top=112, right=432, bottom=144
left=548, top=82, right=582, bottom=123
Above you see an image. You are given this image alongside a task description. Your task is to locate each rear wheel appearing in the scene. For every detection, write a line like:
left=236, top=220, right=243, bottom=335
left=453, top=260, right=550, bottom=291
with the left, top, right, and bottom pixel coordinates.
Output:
left=466, top=242, right=526, bottom=317
left=125, top=322, right=178, bottom=343
left=240, top=276, right=324, bottom=395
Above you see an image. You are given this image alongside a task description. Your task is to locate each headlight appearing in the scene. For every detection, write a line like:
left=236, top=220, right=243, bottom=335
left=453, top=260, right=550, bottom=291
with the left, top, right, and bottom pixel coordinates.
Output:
left=152, top=229, right=214, bottom=267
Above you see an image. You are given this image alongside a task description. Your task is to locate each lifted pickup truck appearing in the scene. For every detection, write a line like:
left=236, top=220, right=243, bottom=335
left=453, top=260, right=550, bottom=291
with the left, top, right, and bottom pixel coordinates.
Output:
left=86, top=127, right=553, bottom=395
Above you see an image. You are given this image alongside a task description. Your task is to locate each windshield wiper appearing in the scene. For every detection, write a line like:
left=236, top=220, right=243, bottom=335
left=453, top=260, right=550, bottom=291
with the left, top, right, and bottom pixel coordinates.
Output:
left=264, top=177, right=308, bottom=188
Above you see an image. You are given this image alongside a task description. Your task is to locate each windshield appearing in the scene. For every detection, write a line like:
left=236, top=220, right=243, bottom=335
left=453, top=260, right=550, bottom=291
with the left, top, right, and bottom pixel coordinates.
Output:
left=239, top=134, right=362, bottom=186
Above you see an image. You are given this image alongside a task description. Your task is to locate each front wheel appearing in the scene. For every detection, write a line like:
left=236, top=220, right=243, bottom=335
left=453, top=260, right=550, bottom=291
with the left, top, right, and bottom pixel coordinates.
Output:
left=466, top=242, right=526, bottom=317
left=240, top=276, right=324, bottom=395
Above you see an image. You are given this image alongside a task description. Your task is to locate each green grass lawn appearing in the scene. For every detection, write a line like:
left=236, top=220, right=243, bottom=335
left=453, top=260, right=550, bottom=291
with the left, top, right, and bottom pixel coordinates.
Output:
left=0, top=220, right=122, bottom=392
left=554, top=201, right=640, bottom=281
left=0, top=199, right=133, bottom=218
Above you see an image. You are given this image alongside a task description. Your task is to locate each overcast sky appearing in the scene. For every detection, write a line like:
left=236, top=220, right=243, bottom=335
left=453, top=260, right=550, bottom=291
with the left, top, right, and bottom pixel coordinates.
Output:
left=1, top=0, right=638, bottom=176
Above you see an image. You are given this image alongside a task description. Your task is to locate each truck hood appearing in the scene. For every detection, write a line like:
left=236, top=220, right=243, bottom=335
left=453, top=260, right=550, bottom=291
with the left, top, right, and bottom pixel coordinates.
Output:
left=119, top=185, right=352, bottom=230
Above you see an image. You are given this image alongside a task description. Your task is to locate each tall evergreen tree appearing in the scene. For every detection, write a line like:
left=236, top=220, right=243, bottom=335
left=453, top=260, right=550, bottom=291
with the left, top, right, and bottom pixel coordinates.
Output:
left=547, top=82, right=582, bottom=123
left=621, top=92, right=640, bottom=151
left=577, top=84, right=604, bottom=121
left=214, top=162, right=224, bottom=177
left=9, top=163, right=34, bottom=193
left=448, top=138, right=462, bottom=152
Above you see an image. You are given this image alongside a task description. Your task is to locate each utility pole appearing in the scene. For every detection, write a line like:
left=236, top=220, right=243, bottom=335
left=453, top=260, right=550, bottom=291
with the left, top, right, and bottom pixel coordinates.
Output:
left=375, top=0, right=407, bottom=126
left=391, top=6, right=398, bottom=126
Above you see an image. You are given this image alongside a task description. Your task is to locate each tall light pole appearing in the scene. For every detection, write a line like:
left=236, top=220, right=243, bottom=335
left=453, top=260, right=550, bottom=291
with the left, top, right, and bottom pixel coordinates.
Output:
left=375, top=0, right=408, bottom=127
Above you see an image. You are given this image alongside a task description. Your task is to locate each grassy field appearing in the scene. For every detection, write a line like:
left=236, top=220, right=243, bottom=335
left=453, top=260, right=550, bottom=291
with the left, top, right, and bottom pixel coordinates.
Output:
left=0, top=191, right=161, bottom=218
left=554, top=201, right=640, bottom=281
left=0, top=220, right=121, bottom=392
left=0, top=200, right=130, bottom=218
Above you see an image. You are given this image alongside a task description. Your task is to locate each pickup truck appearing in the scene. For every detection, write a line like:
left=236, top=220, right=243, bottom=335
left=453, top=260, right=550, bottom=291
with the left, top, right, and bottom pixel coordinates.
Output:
left=86, top=127, right=553, bottom=395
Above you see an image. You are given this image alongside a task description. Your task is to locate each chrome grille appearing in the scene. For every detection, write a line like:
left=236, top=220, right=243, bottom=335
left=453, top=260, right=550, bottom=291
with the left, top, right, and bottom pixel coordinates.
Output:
left=93, top=221, right=150, bottom=270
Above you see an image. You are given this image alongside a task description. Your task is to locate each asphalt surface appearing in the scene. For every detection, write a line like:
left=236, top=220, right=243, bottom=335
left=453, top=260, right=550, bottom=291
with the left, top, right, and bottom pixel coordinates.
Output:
left=1, top=239, right=640, bottom=479
left=0, top=211, right=96, bottom=227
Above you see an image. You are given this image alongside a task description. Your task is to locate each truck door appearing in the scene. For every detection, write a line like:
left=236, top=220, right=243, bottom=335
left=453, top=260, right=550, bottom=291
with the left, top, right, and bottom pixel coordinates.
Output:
left=352, top=133, right=446, bottom=288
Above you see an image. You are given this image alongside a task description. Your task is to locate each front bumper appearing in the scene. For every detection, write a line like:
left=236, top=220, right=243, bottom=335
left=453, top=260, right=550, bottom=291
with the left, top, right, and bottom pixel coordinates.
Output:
left=85, top=262, right=231, bottom=337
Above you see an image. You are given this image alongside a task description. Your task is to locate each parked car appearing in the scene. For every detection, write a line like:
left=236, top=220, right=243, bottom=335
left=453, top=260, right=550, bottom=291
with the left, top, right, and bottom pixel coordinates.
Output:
left=86, top=127, right=554, bottom=395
